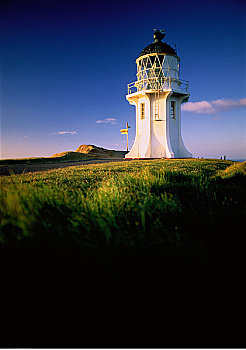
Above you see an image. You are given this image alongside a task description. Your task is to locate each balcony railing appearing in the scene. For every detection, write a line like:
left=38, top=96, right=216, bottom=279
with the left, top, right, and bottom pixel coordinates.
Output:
left=127, top=77, right=189, bottom=95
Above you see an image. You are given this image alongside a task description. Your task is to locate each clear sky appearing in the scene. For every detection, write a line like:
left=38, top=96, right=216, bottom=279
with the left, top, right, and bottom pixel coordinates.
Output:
left=1, top=0, right=245, bottom=160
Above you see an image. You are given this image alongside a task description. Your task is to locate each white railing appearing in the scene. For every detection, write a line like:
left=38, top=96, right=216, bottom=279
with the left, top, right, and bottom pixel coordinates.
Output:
left=127, top=77, right=189, bottom=94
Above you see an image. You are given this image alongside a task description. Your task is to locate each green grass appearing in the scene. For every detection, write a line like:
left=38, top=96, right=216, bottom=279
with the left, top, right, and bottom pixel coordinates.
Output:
left=0, top=158, right=245, bottom=259
left=1, top=158, right=246, bottom=348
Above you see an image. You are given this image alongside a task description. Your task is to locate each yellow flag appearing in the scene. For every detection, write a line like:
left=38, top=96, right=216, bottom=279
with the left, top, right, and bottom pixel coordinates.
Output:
left=120, top=129, right=128, bottom=133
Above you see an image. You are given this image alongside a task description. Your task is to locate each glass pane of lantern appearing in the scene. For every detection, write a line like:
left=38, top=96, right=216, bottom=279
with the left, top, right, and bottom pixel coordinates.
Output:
left=142, top=58, right=147, bottom=69
left=154, top=56, right=161, bottom=67
left=146, top=57, right=152, bottom=68
left=149, top=55, right=155, bottom=64
left=159, top=55, right=165, bottom=65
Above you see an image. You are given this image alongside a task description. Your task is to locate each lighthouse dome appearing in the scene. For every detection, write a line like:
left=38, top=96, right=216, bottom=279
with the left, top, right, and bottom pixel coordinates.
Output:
left=139, top=30, right=176, bottom=57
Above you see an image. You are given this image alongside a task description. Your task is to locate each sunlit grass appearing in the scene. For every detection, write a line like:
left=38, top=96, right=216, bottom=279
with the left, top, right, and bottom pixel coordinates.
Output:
left=0, top=159, right=245, bottom=259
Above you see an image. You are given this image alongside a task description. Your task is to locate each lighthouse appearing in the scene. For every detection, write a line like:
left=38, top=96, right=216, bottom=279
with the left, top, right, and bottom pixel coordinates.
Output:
left=125, top=30, right=192, bottom=159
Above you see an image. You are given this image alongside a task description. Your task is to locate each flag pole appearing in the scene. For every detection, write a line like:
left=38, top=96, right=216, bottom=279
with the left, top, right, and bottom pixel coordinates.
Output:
left=126, top=122, right=129, bottom=151
left=120, top=124, right=130, bottom=152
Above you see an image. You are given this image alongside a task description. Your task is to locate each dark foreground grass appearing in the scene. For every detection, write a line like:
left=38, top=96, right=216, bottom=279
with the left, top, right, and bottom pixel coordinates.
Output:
left=0, top=159, right=245, bottom=347
left=1, top=158, right=245, bottom=257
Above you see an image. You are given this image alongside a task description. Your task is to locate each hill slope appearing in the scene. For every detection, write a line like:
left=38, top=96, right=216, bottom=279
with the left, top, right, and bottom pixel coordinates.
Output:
left=50, top=151, right=91, bottom=160
left=75, top=144, right=127, bottom=159
left=1, top=145, right=127, bottom=166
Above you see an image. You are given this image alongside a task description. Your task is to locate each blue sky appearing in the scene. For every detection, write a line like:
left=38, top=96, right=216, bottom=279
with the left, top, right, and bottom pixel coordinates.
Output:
left=1, top=0, right=245, bottom=159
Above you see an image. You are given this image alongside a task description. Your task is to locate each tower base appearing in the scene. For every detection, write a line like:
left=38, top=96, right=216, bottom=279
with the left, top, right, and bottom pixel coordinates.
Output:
left=125, top=90, right=192, bottom=159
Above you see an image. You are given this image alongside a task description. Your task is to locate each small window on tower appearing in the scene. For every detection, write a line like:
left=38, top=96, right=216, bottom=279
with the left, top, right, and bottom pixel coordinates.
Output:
left=140, top=103, right=145, bottom=119
left=171, top=101, right=176, bottom=119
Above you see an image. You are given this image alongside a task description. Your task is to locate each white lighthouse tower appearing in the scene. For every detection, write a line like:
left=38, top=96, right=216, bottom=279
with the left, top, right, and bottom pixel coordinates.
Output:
left=125, top=30, right=192, bottom=159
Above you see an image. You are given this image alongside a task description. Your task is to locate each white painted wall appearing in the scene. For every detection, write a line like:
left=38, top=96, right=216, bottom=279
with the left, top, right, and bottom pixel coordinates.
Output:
left=125, top=53, right=192, bottom=159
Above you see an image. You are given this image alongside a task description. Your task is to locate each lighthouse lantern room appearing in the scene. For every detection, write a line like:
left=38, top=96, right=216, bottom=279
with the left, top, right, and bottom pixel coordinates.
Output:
left=125, top=30, right=192, bottom=159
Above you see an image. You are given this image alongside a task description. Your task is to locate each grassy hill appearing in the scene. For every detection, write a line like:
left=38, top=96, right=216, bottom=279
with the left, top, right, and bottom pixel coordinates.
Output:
left=1, top=158, right=245, bottom=255
left=0, top=158, right=245, bottom=347
left=75, top=144, right=127, bottom=158
left=0, top=145, right=127, bottom=166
